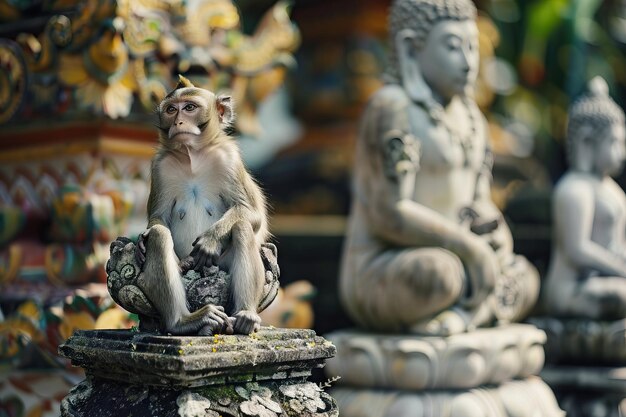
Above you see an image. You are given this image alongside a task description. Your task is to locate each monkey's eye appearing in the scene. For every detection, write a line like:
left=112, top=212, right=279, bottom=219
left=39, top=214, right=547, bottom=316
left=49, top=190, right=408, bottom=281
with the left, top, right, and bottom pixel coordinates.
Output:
left=166, top=105, right=176, bottom=114
left=183, top=103, right=197, bottom=112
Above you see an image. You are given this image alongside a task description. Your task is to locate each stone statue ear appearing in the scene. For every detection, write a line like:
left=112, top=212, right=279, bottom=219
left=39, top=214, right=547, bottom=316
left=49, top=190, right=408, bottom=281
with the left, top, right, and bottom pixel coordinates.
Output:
left=395, top=29, right=432, bottom=104
left=572, top=125, right=595, bottom=172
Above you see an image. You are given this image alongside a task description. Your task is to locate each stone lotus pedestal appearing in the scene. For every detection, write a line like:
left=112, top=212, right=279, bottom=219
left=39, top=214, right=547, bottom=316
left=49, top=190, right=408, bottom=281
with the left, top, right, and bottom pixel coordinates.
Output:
left=58, top=327, right=338, bottom=417
left=530, top=317, right=626, bottom=417
left=325, top=324, right=564, bottom=417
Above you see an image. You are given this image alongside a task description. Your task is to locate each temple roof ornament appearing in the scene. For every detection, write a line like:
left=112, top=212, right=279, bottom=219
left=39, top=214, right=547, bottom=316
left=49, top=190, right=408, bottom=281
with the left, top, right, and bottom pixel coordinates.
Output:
left=0, top=0, right=299, bottom=134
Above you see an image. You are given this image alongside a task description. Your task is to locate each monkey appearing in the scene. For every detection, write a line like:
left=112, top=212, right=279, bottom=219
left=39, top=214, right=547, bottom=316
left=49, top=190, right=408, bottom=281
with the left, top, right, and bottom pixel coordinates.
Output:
left=135, top=75, right=269, bottom=336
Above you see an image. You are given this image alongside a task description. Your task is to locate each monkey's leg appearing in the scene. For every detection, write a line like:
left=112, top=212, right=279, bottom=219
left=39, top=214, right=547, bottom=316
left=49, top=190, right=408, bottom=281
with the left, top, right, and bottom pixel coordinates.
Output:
left=139, top=224, right=229, bottom=335
left=229, top=221, right=264, bottom=334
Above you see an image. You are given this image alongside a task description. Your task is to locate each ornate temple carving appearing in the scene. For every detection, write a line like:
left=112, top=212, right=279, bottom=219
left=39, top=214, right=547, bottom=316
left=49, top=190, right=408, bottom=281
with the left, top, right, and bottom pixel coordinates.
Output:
left=0, top=0, right=299, bottom=134
left=0, top=3, right=300, bottom=413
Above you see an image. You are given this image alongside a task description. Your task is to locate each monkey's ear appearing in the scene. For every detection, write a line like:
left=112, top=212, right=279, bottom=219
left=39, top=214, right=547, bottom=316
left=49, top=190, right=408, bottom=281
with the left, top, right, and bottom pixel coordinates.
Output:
left=216, top=95, right=234, bottom=129
left=175, top=74, right=195, bottom=90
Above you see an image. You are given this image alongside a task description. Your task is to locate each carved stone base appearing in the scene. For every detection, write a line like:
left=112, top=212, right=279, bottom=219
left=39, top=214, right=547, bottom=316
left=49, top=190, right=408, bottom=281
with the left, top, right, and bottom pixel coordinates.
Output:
left=541, top=365, right=626, bottom=417
left=59, top=328, right=338, bottom=417
left=529, top=317, right=626, bottom=364
left=325, top=324, right=546, bottom=389
left=62, top=378, right=336, bottom=417
left=554, top=391, right=625, bottom=417
left=106, top=237, right=280, bottom=334
left=331, top=378, right=564, bottom=417
left=542, top=365, right=626, bottom=392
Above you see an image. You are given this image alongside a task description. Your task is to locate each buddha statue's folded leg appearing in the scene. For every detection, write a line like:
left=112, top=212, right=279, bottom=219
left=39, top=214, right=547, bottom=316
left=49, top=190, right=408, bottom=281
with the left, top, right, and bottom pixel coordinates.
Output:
left=344, top=247, right=471, bottom=333
left=492, top=255, right=540, bottom=323
left=563, top=276, right=626, bottom=320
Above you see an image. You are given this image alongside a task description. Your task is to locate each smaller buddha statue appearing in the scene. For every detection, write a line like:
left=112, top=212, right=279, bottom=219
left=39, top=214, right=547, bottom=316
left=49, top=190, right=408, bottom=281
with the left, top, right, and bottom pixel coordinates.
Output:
left=544, top=77, right=626, bottom=320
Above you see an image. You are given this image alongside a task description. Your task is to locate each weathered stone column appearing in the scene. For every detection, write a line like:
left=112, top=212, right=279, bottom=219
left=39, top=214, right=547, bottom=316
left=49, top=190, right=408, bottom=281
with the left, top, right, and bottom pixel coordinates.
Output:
left=59, top=328, right=338, bottom=417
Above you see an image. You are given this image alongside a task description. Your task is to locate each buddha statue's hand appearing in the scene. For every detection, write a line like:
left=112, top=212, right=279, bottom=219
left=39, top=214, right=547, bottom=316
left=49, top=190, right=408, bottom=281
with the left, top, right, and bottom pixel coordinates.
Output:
left=480, top=220, right=514, bottom=261
left=460, top=205, right=514, bottom=259
left=460, top=237, right=498, bottom=308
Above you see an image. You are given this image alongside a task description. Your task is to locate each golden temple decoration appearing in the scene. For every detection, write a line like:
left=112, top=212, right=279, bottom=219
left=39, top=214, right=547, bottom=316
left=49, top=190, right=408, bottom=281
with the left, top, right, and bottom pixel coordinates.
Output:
left=0, top=1, right=300, bottom=389
left=0, top=0, right=300, bottom=134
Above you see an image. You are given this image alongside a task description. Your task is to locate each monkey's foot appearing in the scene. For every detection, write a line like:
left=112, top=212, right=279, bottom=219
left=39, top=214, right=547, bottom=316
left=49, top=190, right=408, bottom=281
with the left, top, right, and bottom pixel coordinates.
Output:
left=197, top=316, right=235, bottom=336
left=165, top=305, right=231, bottom=336
left=233, top=310, right=261, bottom=335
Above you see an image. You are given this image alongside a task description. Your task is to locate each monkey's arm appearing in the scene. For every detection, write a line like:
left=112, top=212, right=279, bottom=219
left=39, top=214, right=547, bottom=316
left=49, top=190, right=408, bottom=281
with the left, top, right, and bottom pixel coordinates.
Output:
left=147, top=158, right=170, bottom=228
left=190, top=165, right=267, bottom=334
left=190, top=205, right=259, bottom=268
left=190, top=165, right=267, bottom=269
left=137, top=159, right=170, bottom=265
left=227, top=165, right=268, bottom=235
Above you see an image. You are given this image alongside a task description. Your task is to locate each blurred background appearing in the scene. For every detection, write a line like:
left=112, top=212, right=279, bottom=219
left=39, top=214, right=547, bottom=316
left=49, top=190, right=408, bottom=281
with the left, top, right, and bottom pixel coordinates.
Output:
left=1, top=0, right=626, bottom=414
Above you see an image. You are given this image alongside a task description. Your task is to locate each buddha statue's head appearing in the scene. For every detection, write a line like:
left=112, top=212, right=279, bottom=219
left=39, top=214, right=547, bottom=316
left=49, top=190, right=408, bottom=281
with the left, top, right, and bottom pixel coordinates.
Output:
left=387, top=0, right=478, bottom=107
left=567, top=77, right=626, bottom=176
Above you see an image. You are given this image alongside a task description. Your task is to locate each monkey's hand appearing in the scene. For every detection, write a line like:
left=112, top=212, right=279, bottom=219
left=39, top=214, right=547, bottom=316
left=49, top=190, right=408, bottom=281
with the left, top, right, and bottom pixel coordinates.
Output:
left=190, top=234, right=223, bottom=271
left=179, top=256, right=195, bottom=273
left=135, top=229, right=150, bottom=267
left=233, top=310, right=262, bottom=335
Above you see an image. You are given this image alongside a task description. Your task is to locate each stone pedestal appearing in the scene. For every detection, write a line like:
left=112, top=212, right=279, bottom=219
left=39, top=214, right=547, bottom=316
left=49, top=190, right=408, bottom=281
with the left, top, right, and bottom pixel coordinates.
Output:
left=530, top=317, right=626, bottom=417
left=331, top=378, right=561, bottom=417
left=529, top=317, right=626, bottom=364
left=541, top=367, right=626, bottom=417
left=325, top=324, right=564, bottom=417
left=58, top=327, right=338, bottom=417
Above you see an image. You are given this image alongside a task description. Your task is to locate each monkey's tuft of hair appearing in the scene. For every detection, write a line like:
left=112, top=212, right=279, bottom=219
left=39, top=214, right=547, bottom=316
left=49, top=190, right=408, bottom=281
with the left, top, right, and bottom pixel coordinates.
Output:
left=176, top=74, right=195, bottom=89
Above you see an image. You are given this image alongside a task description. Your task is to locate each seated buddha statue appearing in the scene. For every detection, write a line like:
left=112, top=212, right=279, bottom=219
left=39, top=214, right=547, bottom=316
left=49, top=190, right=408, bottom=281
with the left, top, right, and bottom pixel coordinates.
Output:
left=339, top=0, right=539, bottom=335
left=543, top=77, right=626, bottom=320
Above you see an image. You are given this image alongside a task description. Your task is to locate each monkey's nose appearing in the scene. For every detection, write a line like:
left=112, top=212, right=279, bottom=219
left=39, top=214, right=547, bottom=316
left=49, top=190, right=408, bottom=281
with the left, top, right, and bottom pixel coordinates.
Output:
left=177, top=121, right=183, bottom=125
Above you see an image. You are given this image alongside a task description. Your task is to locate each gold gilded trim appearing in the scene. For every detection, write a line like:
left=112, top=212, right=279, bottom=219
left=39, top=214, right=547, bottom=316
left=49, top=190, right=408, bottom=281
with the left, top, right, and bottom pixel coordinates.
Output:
left=0, top=138, right=155, bottom=162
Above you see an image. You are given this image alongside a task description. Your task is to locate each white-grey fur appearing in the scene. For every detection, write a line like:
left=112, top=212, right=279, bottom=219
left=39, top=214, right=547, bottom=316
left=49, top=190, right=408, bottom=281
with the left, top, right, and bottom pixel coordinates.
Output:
left=138, top=83, right=268, bottom=335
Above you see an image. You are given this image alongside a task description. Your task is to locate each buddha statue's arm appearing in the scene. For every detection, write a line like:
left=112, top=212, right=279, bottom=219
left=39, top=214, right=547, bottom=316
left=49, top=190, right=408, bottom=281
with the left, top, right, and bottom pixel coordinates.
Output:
left=369, top=195, right=485, bottom=258
left=368, top=191, right=497, bottom=305
left=470, top=139, right=514, bottom=257
left=555, top=177, right=626, bottom=277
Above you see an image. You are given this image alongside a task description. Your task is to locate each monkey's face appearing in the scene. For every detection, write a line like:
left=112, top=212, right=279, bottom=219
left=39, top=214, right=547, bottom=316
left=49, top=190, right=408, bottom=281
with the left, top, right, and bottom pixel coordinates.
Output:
left=158, top=87, right=233, bottom=150
left=161, top=94, right=206, bottom=146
